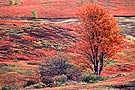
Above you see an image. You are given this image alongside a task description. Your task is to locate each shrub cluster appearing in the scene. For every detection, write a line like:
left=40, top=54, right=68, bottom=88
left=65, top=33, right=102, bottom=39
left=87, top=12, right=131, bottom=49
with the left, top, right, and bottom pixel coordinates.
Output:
left=39, top=56, right=82, bottom=87
left=38, top=56, right=109, bottom=87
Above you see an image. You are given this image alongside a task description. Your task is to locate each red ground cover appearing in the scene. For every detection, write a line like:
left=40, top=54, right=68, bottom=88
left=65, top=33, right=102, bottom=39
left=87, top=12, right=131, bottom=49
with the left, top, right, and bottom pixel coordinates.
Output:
left=0, top=0, right=135, bottom=18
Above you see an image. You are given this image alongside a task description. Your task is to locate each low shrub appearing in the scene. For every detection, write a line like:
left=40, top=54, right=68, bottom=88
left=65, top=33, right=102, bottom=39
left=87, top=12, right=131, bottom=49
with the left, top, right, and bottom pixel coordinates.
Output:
left=41, top=76, right=54, bottom=87
left=66, top=66, right=82, bottom=81
left=8, top=0, right=20, bottom=5
left=39, top=56, right=82, bottom=87
left=53, top=74, right=67, bottom=86
left=32, top=10, right=38, bottom=18
left=39, top=56, right=69, bottom=77
left=32, top=82, right=46, bottom=89
left=2, top=85, right=19, bottom=90
left=23, top=80, right=36, bottom=87
left=9, top=0, right=15, bottom=5
left=82, top=73, right=109, bottom=83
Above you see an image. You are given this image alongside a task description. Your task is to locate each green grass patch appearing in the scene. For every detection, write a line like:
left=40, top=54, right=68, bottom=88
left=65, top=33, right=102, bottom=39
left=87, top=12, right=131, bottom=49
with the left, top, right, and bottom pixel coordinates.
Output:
left=82, top=73, right=109, bottom=83
left=2, top=85, right=19, bottom=90
left=108, top=59, right=118, bottom=66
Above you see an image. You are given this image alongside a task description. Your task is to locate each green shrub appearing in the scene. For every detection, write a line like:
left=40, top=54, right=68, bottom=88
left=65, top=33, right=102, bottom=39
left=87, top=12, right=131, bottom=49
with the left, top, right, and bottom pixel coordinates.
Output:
left=82, top=73, right=108, bottom=83
left=32, top=82, right=46, bottom=89
left=9, top=0, right=15, bottom=5
left=9, top=0, right=20, bottom=5
left=32, top=10, right=38, bottom=18
left=53, top=74, right=67, bottom=86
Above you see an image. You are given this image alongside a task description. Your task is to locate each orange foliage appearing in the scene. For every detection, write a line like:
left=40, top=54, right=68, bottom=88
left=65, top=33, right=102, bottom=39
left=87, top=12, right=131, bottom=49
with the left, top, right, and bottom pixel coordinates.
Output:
left=76, top=4, right=125, bottom=75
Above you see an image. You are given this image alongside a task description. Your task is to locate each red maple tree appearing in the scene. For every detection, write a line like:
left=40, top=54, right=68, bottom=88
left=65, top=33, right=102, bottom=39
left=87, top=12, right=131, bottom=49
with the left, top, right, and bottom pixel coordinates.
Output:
left=76, top=4, right=125, bottom=75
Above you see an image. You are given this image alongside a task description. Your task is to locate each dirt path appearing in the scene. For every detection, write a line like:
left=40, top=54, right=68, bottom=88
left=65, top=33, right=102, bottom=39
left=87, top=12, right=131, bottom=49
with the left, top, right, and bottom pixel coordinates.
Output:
left=33, top=75, right=135, bottom=90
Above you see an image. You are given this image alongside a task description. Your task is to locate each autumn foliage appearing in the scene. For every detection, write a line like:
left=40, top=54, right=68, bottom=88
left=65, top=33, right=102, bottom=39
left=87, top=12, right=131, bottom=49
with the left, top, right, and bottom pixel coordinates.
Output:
left=77, top=4, right=125, bottom=75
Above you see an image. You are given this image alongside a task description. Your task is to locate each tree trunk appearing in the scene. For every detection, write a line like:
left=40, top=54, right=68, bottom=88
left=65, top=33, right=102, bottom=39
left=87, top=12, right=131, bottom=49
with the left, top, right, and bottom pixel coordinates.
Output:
left=94, top=65, right=98, bottom=75
left=99, top=52, right=104, bottom=75
left=93, top=52, right=104, bottom=75
left=93, top=58, right=99, bottom=75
